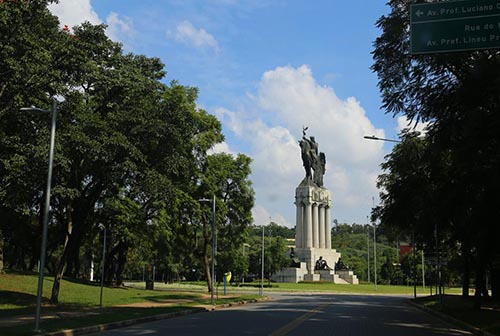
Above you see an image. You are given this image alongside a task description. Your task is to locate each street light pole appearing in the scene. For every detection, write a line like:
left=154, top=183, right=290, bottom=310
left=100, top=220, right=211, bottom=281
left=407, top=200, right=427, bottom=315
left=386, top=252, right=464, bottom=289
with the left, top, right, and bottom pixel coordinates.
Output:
left=260, top=225, right=264, bottom=296
left=211, top=194, right=216, bottom=305
left=363, top=135, right=401, bottom=143
left=367, top=216, right=370, bottom=283
left=98, top=224, right=107, bottom=308
left=373, top=223, right=377, bottom=291
left=21, top=100, right=57, bottom=332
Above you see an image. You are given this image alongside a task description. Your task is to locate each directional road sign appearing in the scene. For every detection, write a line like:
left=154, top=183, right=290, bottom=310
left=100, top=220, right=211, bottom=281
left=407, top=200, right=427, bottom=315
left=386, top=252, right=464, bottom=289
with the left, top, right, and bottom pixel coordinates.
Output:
left=411, top=0, right=500, bottom=54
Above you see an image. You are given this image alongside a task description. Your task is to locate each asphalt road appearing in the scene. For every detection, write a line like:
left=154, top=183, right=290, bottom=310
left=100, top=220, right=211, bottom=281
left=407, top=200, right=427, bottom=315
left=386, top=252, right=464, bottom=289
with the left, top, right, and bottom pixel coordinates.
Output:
left=89, top=293, right=473, bottom=336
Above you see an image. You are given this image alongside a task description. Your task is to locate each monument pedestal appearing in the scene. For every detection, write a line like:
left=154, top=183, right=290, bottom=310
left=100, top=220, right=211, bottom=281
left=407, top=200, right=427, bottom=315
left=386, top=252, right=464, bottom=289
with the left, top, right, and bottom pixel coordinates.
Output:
left=272, top=180, right=359, bottom=284
left=271, top=262, right=308, bottom=283
left=294, top=247, right=340, bottom=276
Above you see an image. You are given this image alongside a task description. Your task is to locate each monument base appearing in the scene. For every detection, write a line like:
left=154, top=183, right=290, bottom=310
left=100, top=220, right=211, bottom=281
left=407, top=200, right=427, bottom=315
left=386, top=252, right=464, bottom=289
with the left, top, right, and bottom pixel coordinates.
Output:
left=294, top=247, right=340, bottom=274
left=336, top=270, right=359, bottom=284
left=271, top=262, right=308, bottom=283
left=271, top=248, right=359, bottom=284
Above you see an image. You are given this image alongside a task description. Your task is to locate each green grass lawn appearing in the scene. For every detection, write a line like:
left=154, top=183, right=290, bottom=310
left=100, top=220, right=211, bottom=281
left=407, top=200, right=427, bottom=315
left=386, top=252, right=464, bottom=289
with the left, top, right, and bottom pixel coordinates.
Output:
left=1, top=273, right=495, bottom=336
left=171, top=279, right=462, bottom=295
left=0, top=273, right=260, bottom=336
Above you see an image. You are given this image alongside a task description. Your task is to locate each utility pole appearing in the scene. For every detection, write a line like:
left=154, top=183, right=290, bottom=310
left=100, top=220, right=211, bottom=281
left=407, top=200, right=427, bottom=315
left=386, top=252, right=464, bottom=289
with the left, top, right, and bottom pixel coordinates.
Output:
left=372, top=197, right=377, bottom=291
left=374, top=224, right=377, bottom=291
left=367, top=216, right=370, bottom=283
left=422, top=249, right=425, bottom=290
left=260, top=225, right=264, bottom=296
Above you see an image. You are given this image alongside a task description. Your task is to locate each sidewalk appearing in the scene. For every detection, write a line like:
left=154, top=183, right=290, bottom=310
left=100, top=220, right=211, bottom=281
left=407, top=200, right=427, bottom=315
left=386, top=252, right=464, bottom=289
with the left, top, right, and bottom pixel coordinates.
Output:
left=0, top=310, right=101, bottom=328
left=0, top=297, right=266, bottom=336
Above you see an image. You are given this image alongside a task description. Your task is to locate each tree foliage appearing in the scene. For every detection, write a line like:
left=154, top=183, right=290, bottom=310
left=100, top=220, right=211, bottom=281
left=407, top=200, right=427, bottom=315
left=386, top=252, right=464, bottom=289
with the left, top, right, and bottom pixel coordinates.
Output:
left=0, top=1, right=255, bottom=303
left=372, top=0, right=500, bottom=303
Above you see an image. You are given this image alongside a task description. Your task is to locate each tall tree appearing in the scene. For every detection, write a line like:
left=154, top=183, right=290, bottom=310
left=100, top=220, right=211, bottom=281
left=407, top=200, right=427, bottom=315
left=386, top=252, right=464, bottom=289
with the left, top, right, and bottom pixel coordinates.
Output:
left=194, top=153, right=254, bottom=291
left=372, top=0, right=500, bottom=302
left=0, top=0, right=67, bottom=274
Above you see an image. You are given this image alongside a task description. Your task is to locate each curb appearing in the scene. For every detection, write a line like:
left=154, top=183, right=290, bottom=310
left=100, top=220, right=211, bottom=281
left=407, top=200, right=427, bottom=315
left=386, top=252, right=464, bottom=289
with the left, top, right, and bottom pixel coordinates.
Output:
left=407, top=300, right=496, bottom=336
left=41, top=298, right=266, bottom=336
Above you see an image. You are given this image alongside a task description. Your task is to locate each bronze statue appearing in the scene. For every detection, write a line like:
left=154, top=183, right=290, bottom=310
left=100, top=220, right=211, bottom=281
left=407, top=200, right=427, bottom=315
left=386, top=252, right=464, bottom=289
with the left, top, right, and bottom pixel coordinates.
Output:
left=299, top=135, right=313, bottom=180
left=299, top=127, right=326, bottom=187
left=314, top=256, right=330, bottom=270
left=335, top=257, right=349, bottom=271
left=289, top=248, right=301, bottom=268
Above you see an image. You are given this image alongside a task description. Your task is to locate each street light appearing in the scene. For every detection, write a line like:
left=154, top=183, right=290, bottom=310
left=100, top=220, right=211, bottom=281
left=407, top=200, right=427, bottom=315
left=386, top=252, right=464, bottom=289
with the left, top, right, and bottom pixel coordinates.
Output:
left=366, top=216, right=370, bottom=283
left=21, top=100, right=57, bottom=332
left=260, top=225, right=264, bottom=297
left=363, top=135, right=401, bottom=143
left=98, top=224, right=107, bottom=308
left=199, top=196, right=216, bottom=305
left=373, top=222, right=377, bottom=291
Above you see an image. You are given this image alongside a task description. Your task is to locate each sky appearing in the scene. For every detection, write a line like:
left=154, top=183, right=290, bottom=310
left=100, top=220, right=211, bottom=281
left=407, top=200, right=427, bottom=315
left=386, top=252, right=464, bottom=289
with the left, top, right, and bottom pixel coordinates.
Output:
left=48, top=0, right=422, bottom=228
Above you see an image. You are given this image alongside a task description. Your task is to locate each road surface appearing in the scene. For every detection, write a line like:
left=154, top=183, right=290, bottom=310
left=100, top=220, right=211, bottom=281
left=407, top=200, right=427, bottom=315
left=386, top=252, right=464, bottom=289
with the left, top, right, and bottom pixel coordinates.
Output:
left=89, top=293, right=473, bottom=336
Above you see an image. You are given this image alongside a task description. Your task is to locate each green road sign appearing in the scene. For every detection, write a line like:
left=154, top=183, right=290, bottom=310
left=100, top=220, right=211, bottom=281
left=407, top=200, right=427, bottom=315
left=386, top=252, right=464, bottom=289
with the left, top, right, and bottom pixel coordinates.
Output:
left=410, top=0, right=500, bottom=54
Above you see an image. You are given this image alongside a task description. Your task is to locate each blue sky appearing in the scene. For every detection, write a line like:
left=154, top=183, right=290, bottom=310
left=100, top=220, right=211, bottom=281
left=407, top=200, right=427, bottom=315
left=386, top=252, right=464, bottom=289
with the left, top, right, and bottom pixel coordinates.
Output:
left=49, top=1, right=415, bottom=227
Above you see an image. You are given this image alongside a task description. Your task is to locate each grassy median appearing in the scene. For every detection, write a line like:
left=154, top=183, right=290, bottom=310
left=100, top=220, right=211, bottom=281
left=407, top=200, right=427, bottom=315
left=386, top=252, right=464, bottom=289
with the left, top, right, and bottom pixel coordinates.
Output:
left=415, top=295, right=500, bottom=336
left=0, top=273, right=260, bottom=336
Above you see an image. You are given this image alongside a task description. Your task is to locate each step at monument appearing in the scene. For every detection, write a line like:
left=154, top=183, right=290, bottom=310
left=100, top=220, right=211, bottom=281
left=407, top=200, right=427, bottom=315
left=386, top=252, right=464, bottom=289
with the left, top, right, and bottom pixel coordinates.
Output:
left=271, top=128, right=359, bottom=284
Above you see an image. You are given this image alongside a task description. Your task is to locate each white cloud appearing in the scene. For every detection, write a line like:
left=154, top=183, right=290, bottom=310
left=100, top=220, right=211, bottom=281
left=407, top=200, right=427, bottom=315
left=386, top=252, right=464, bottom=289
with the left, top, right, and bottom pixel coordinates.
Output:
left=208, top=141, right=235, bottom=156
left=106, top=12, right=135, bottom=42
left=215, top=107, right=244, bottom=137
left=252, top=204, right=290, bottom=227
left=217, top=65, right=386, bottom=227
left=171, top=20, right=220, bottom=52
left=396, top=116, right=429, bottom=136
left=48, top=0, right=100, bottom=28
left=48, top=2, right=135, bottom=44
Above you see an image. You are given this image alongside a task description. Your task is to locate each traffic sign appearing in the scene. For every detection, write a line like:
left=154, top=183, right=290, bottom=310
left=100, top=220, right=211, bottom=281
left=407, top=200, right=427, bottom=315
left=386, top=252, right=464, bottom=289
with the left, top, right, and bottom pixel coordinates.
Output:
left=410, top=0, right=500, bottom=54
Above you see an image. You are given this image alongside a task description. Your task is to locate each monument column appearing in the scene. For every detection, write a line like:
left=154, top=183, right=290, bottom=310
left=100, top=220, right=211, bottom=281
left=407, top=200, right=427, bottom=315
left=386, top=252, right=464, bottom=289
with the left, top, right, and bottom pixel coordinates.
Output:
left=312, top=203, right=319, bottom=248
left=325, top=205, right=332, bottom=249
left=304, top=201, right=313, bottom=248
left=295, top=202, right=303, bottom=248
left=319, top=205, right=325, bottom=248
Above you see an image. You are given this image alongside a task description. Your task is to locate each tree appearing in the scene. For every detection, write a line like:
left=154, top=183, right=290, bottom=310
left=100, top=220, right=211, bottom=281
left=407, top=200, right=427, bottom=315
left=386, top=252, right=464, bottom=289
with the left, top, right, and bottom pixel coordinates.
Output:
left=195, top=153, right=254, bottom=291
left=372, top=0, right=500, bottom=303
left=1, top=2, right=256, bottom=308
left=0, top=0, right=68, bottom=274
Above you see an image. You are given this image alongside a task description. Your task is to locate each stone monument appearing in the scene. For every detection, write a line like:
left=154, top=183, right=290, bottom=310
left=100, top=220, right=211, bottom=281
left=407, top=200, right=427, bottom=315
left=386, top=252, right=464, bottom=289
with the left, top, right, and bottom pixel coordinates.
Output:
left=271, top=128, right=358, bottom=284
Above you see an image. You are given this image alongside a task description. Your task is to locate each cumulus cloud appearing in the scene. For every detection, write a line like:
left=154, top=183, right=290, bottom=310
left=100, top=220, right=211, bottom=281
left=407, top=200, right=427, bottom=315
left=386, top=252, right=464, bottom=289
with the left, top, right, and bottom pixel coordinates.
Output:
left=215, top=107, right=244, bottom=137
left=171, top=20, right=220, bottom=52
left=105, top=12, right=135, bottom=42
left=218, top=65, right=385, bottom=227
left=208, top=141, right=236, bottom=156
left=48, top=1, right=135, bottom=44
left=48, top=0, right=100, bottom=28
left=396, top=116, right=429, bottom=136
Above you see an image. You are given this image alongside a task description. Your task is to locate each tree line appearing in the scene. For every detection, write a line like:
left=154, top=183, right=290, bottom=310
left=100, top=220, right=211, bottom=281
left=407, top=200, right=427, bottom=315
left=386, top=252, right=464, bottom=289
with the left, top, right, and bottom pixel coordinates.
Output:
left=372, top=0, right=500, bottom=307
left=0, top=0, right=254, bottom=304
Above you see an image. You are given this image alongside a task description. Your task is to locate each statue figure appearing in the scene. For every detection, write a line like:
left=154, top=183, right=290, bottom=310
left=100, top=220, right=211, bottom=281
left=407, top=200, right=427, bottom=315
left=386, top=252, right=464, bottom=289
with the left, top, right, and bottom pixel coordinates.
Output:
left=335, top=257, right=349, bottom=271
left=299, top=134, right=313, bottom=180
left=289, top=247, right=301, bottom=268
left=313, top=152, right=326, bottom=187
left=299, top=127, right=326, bottom=186
left=314, top=256, right=330, bottom=270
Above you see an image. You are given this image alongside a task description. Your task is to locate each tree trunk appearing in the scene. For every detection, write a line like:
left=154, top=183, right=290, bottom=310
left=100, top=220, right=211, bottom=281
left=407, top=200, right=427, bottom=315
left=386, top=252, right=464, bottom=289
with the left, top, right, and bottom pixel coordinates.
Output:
left=491, top=264, right=500, bottom=301
left=462, top=244, right=470, bottom=298
left=202, top=221, right=212, bottom=293
left=50, top=203, right=73, bottom=304
left=0, top=230, right=4, bottom=273
left=115, top=244, right=127, bottom=286
left=474, top=263, right=489, bottom=310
